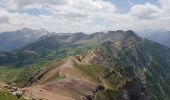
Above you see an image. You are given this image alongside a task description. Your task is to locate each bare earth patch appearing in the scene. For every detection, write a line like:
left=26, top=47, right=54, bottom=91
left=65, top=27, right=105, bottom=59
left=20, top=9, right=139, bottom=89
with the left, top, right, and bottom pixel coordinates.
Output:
left=24, top=78, right=95, bottom=100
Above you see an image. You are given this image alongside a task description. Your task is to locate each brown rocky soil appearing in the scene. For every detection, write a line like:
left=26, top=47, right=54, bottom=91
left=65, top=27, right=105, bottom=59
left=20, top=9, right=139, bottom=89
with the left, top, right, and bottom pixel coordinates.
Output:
left=22, top=55, right=100, bottom=100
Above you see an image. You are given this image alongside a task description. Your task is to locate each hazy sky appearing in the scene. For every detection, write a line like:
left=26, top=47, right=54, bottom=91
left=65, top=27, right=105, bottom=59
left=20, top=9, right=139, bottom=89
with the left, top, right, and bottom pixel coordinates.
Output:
left=0, top=0, right=170, bottom=33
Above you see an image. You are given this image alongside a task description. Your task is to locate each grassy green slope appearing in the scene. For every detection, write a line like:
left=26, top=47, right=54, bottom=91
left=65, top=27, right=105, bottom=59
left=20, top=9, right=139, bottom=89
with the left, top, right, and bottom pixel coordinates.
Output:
left=74, top=63, right=105, bottom=84
left=74, top=63, right=127, bottom=100
left=0, top=91, right=25, bottom=100
left=0, top=44, right=94, bottom=67
left=0, top=67, right=23, bottom=83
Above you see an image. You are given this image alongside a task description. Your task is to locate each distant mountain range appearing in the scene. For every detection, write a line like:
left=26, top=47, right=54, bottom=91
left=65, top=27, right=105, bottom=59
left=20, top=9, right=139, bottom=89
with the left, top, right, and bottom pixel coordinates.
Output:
left=0, top=28, right=49, bottom=51
left=0, top=29, right=170, bottom=100
left=140, top=31, right=170, bottom=48
left=1, top=28, right=169, bottom=51
left=23, top=30, right=139, bottom=50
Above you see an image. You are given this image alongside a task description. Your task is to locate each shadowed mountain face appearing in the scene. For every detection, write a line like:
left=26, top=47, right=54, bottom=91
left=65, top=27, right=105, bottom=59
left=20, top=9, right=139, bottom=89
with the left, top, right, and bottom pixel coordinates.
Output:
left=0, top=30, right=170, bottom=100
left=101, top=38, right=170, bottom=100
left=0, top=28, right=49, bottom=51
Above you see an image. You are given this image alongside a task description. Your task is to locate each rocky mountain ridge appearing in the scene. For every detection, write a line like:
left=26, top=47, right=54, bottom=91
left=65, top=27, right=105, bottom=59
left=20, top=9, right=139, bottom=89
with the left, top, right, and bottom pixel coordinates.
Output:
left=13, top=30, right=170, bottom=100
left=0, top=30, right=170, bottom=100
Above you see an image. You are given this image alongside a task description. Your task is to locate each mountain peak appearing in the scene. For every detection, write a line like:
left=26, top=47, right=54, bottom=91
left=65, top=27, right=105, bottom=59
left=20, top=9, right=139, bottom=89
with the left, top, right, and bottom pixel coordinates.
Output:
left=100, top=30, right=142, bottom=49
left=73, top=32, right=86, bottom=36
left=126, top=30, right=138, bottom=37
left=20, top=28, right=33, bottom=32
left=107, top=30, right=139, bottom=38
left=126, top=30, right=134, bottom=33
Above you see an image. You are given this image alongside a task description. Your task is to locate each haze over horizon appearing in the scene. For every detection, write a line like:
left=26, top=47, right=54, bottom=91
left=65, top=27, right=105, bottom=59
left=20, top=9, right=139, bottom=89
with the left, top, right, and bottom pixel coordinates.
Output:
left=1, top=0, right=170, bottom=33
